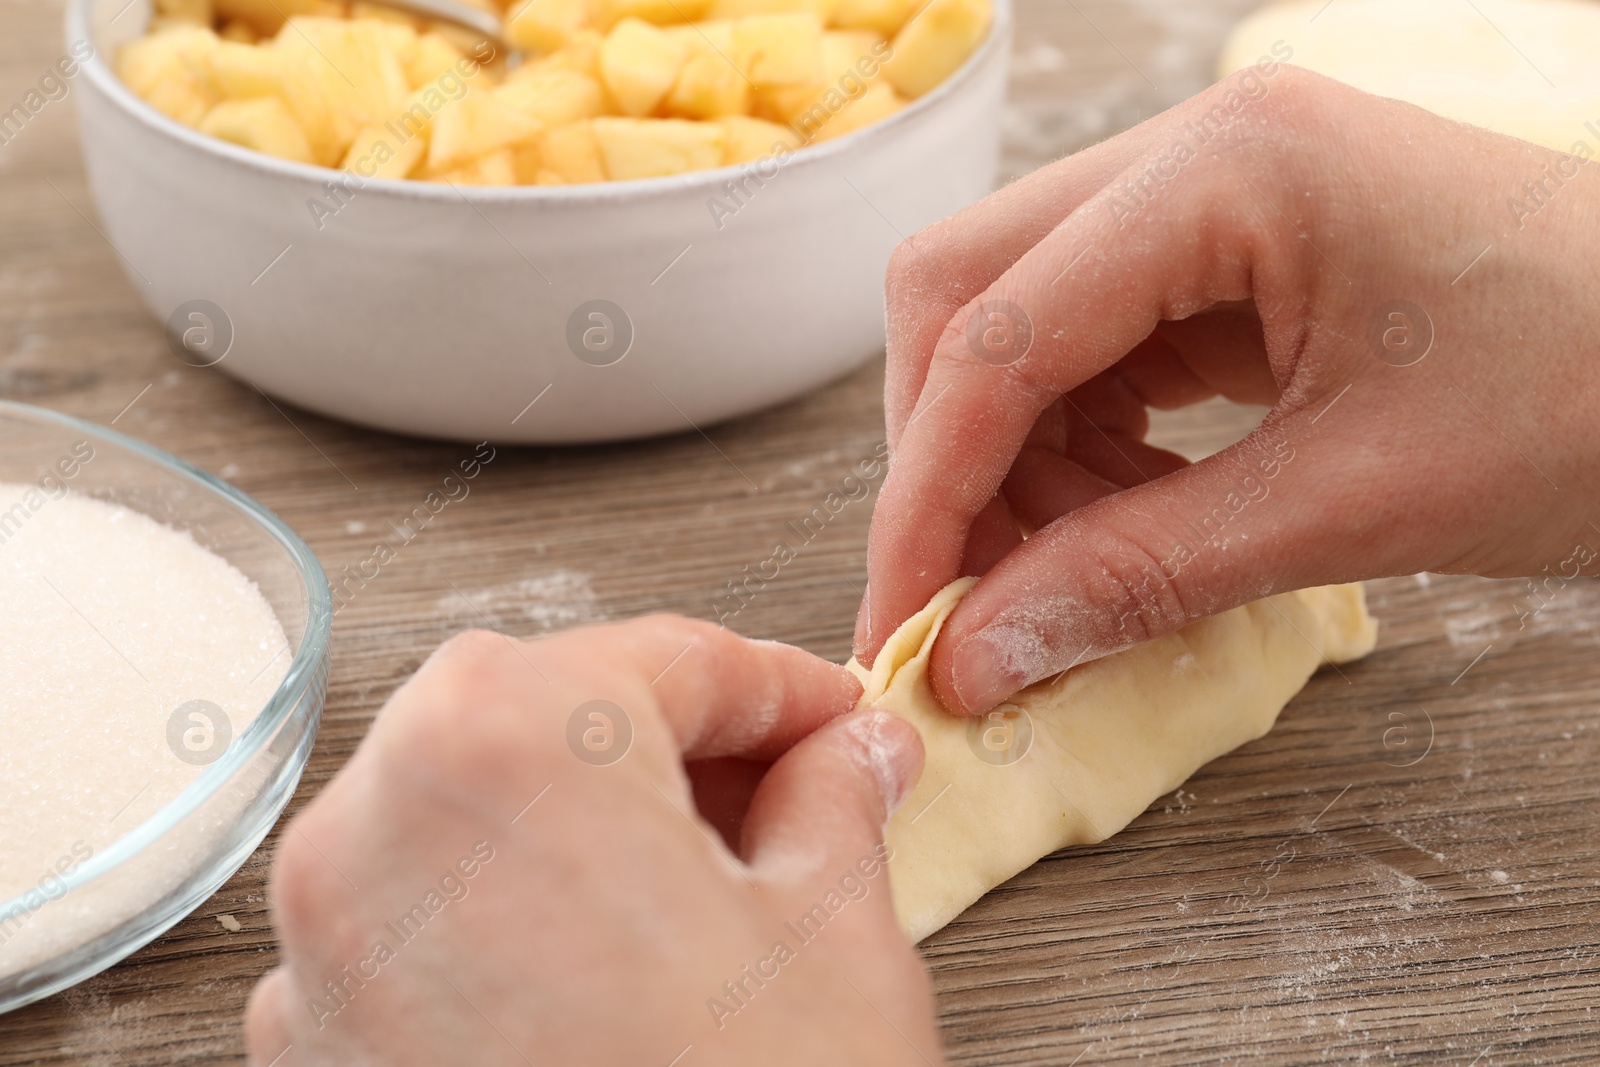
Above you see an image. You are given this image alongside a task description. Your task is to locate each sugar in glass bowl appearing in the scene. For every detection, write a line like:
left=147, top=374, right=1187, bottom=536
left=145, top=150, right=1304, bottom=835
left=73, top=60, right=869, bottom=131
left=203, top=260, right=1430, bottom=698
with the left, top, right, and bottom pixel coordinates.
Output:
left=0, top=401, right=329, bottom=1014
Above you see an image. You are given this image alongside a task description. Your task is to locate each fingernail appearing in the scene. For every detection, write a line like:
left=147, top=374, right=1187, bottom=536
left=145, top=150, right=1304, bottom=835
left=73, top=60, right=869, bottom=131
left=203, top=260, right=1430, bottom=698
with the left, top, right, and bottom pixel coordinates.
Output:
left=852, top=582, right=871, bottom=659
left=951, top=631, right=1028, bottom=713
left=855, top=710, right=919, bottom=813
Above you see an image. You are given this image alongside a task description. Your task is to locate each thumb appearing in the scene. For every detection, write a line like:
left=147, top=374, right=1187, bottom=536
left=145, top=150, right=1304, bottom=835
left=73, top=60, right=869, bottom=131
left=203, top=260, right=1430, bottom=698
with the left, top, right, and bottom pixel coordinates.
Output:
left=741, top=710, right=922, bottom=887
left=244, top=969, right=298, bottom=1066
left=929, top=415, right=1413, bottom=714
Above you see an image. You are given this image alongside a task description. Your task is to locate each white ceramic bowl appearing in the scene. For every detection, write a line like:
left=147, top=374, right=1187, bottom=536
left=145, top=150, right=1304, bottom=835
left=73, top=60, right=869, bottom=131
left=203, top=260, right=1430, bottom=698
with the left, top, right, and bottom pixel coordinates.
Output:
left=67, top=0, right=1012, bottom=443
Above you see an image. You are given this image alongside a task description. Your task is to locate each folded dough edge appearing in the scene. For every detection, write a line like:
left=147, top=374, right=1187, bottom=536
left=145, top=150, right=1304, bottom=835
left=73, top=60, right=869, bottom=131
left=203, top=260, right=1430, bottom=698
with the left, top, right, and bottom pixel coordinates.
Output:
left=849, top=580, right=1378, bottom=943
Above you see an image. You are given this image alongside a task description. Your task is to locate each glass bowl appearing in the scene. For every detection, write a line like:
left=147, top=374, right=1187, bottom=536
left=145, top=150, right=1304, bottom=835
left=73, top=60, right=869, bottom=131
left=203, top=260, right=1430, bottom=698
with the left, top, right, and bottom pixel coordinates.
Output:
left=0, top=400, right=330, bottom=1014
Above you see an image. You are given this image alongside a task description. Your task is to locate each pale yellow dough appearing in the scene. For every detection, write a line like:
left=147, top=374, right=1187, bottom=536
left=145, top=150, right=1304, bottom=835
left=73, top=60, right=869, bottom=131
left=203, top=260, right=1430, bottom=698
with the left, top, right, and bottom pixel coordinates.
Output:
left=1220, top=0, right=1600, bottom=154
left=850, top=580, right=1378, bottom=943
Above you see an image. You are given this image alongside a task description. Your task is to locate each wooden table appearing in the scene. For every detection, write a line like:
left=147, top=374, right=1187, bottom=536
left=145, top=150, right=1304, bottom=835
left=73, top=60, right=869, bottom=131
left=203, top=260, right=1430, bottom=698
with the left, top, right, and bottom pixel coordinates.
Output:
left=3, top=0, right=1598, bottom=1062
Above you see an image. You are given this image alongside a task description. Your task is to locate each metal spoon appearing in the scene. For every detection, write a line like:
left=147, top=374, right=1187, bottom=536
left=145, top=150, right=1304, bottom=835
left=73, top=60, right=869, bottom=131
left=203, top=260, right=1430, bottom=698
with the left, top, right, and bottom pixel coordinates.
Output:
left=361, top=0, right=511, bottom=52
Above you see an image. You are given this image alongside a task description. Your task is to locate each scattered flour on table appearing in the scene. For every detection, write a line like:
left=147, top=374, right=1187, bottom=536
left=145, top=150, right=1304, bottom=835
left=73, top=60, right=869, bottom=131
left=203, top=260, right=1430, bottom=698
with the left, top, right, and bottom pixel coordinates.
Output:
left=437, top=569, right=603, bottom=633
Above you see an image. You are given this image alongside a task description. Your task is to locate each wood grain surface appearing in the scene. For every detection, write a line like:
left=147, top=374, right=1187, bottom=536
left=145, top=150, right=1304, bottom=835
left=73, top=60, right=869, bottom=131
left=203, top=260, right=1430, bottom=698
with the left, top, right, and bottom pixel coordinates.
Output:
left=2, top=0, right=1598, bottom=1062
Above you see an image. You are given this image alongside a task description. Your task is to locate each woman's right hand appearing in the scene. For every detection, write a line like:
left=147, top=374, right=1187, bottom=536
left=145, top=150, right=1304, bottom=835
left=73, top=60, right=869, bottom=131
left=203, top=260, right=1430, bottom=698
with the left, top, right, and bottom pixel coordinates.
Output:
left=857, top=64, right=1600, bottom=715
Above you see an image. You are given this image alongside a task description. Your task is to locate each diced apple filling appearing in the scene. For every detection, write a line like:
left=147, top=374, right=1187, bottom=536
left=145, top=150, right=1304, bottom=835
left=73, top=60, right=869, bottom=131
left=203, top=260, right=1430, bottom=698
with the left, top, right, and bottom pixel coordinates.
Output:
left=117, top=0, right=990, bottom=183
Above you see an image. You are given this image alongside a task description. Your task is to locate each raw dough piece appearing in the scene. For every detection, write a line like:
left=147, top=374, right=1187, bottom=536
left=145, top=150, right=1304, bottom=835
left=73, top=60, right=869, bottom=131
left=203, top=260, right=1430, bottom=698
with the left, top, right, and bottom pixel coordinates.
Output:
left=851, top=579, right=1377, bottom=942
left=1220, top=0, right=1600, bottom=153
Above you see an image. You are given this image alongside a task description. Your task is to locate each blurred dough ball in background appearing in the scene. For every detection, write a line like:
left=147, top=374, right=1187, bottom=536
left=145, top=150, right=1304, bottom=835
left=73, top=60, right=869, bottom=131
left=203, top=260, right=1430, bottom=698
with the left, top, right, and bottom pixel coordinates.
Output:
left=1220, top=0, right=1600, bottom=153
left=1005, top=0, right=1597, bottom=182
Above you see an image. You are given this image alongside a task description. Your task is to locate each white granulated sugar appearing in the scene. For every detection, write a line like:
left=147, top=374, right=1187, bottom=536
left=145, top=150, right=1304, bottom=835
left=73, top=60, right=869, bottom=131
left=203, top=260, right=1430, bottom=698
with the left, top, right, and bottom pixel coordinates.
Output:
left=0, top=486, right=288, bottom=905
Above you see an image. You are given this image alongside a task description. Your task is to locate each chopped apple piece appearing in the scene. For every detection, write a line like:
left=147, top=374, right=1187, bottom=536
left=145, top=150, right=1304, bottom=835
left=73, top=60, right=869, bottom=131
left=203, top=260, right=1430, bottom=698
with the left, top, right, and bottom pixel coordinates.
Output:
left=118, top=26, right=221, bottom=127
left=662, top=18, right=735, bottom=48
left=812, top=79, right=903, bottom=139
left=154, top=0, right=213, bottom=24
left=593, top=0, right=709, bottom=29
left=347, top=2, right=425, bottom=27
left=734, top=13, right=823, bottom=87
left=199, top=96, right=315, bottom=162
left=405, top=32, right=465, bottom=88
left=273, top=17, right=415, bottom=156
left=118, top=25, right=216, bottom=96
left=341, top=120, right=427, bottom=178
left=427, top=87, right=543, bottom=171
left=665, top=52, right=748, bottom=117
left=758, top=28, right=882, bottom=121
left=718, top=113, right=799, bottom=163
left=828, top=0, right=919, bottom=36
left=213, top=0, right=337, bottom=38
left=593, top=116, right=725, bottom=178
left=433, top=147, right=517, bottom=185
left=496, top=68, right=606, bottom=126
left=219, top=20, right=259, bottom=42
left=708, top=0, right=832, bottom=16
left=506, top=0, right=592, bottom=54
left=145, top=14, right=199, bottom=33
left=880, top=0, right=988, bottom=98
left=425, top=24, right=501, bottom=64
left=538, top=119, right=607, bottom=182
left=664, top=23, right=747, bottom=118
left=517, top=29, right=604, bottom=76
left=386, top=85, right=442, bottom=141
left=275, top=59, right=346, bottom=165
left=145, top=77, right=220, bottom=127
left=511, top=141, right=543, bottom=183
left=821, top=27, right=890, bottom=78
left=599, top=18, right=690, bottom=116
left=203, top=40, right=288, bottom=98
